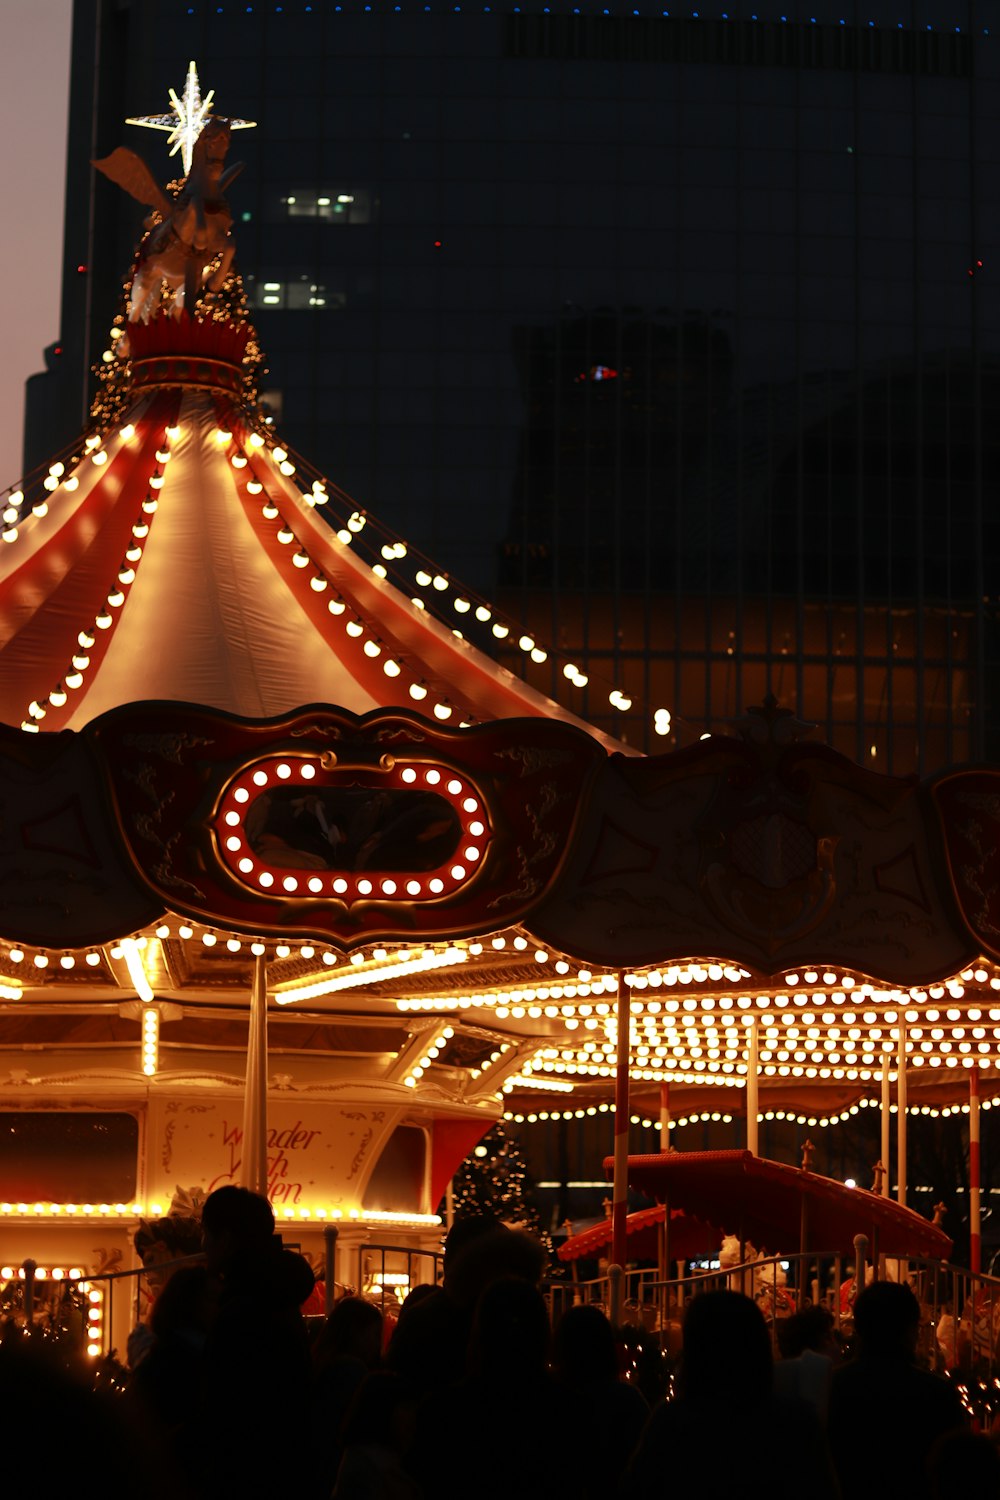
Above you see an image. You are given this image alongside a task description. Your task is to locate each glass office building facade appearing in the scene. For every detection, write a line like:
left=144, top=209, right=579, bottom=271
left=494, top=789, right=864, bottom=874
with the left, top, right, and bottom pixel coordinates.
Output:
left=30, top=0, right=999, bottom=766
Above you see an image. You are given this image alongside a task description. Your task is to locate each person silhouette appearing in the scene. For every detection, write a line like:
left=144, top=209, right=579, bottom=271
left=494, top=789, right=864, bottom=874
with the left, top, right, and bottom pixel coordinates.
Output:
left=625, top=1289, right=839, bottom=1500
left=197, top=1187, right=315, bottom=1498
left=827, top=1281, right=967, bottom=1500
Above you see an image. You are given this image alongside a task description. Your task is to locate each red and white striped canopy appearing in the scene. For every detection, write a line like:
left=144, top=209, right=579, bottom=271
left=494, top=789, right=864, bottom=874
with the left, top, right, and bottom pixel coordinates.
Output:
left=0, top=376, right=621, bottom=747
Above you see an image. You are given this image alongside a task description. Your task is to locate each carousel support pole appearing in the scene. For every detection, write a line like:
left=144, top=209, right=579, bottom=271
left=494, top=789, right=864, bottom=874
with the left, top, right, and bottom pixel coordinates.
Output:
left=241, top=954, right=269, bottom=1195
left=897, top=1024, right=908, bottom=1208
left=608, top=1263, right=623, bottom=1326
left=970, top=1066, right=982, bottom=1275
left=660, top=1079, right=672, bottom=1152
left=853, top=1234, right=868, bottom=1311
left=798, top=1194, right=809, bottom=1310
left=610, top=971, right=632, bottom=1326
left=881, top=1049, right=891, bottom=1197
left=323, top=1224, right=339, bottom=1315
left=747, top=1018, right=760, bottom=1155
left=657, top=1206, right=666, bottom=1284
left=662, top=1192, right=671, bottom=1331
left=738, top=1216, right=749, bottom=1298
left=22, top=1259, right=35, bottom=1332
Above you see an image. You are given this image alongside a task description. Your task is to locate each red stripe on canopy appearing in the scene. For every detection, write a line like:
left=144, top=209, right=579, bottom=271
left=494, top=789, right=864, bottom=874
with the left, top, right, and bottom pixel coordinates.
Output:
left=0, top=393, right=181, bottom=728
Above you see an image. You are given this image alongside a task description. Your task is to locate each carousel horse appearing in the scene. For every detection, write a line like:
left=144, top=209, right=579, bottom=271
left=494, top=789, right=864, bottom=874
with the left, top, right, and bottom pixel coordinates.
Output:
left=718, top=1232, right=751, bottom=1288
left=718, top=1235, right=795, bottom=1317
left=936, top=1287, right=1000, bottom=1370
left=754, top=1253, right=796, bottom=1320
left=93, top=117, right=243, bottom=321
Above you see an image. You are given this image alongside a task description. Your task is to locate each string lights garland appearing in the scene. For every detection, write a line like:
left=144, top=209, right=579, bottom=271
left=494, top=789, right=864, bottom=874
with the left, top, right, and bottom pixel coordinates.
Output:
left=0, top=1200, right=439, bottom=1228
left=226, top=422, right=668, bottom=735
left=5, top=919, right=1000, bottom=1123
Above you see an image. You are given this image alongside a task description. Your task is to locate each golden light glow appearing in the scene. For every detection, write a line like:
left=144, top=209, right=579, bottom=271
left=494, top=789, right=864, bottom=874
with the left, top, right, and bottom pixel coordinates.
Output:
left=502, top=1094, right=999, bottom=1130
left=121, top=937, right=154, bottom=1004
left=403, top=1026, right=455, bottom=1087
left=0, top=1201, right=441, bottom=1227
left=503, top=1073, right=575, bottom=1093
left=276, top=949, right=467, bottom=1004
left=141, top=1005, right=159, bottom=1077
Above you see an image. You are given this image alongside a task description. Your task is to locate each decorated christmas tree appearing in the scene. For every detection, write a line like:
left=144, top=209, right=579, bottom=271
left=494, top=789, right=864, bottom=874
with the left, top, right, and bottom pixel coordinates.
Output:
left=441, top=1122, right=549, bottom=1246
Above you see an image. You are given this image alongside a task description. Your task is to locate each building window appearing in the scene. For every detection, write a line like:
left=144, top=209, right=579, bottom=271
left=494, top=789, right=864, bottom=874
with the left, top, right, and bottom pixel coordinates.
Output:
left=246, top=274, right=346, bottom=311
left=276, top=189, right=372, bottom=224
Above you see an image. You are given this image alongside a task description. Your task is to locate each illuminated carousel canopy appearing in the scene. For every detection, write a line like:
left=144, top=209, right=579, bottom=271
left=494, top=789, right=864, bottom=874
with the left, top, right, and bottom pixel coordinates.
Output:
left=0, top=66, right=996, bottom=1314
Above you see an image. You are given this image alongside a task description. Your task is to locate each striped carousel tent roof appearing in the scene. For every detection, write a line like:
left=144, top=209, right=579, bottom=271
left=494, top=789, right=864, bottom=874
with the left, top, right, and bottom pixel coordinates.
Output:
left=0, top=319, right=626, bottom=748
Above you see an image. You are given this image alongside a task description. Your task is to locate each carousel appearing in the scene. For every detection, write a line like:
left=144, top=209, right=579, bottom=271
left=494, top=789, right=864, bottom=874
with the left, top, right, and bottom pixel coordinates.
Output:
left=0, top=65, right=999, bottom=1362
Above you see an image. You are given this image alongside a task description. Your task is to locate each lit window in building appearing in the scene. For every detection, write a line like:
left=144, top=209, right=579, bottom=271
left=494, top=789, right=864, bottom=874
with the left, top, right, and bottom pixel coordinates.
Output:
left=277, top=189, right=371, bottom=223
left=246, top=275, right=346, bottom=312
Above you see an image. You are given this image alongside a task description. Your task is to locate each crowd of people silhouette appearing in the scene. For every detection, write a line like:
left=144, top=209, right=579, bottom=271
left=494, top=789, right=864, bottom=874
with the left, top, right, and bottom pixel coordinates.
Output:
left=2, top=1190, right=995, bottom=1499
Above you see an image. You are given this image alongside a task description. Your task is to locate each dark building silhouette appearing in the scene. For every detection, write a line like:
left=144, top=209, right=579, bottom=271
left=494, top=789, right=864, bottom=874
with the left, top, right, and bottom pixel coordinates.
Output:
left=26, top=0, right=1000, bottom=765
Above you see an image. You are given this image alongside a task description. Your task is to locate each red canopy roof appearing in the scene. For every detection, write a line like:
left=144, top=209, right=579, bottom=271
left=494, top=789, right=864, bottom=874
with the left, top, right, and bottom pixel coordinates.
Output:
left=605, top=1149, right=953, bottom=1260
left=558, top=1203, right=719, bottom=1263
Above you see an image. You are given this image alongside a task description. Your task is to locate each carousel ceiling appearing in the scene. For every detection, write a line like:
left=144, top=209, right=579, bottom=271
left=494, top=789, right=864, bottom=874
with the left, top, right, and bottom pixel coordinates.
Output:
left=0, top=686, right=998, bottom=1128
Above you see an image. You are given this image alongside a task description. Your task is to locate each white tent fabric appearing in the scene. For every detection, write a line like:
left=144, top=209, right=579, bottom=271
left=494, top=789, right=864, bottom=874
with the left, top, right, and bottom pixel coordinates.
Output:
left=68, top=396, right=383, bottom=722
left=0, top=385, right=626, bottom=750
